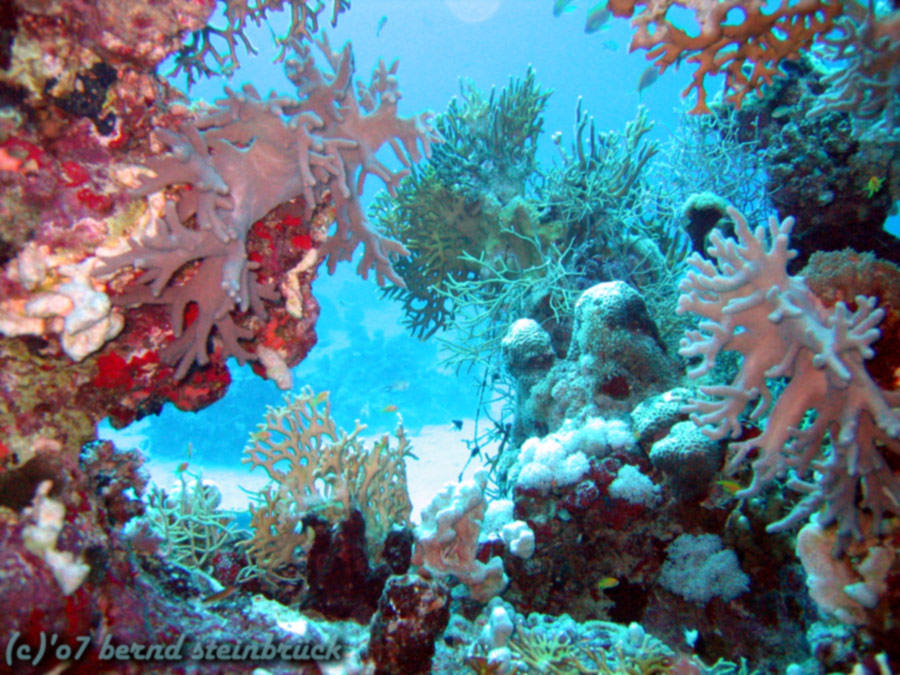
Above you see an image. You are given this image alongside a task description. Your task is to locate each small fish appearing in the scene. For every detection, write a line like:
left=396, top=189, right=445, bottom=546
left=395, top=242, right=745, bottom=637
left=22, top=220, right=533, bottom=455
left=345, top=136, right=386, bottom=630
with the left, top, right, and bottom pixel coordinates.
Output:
left=716, top=479, right=744, bottom=495
left=865, top=175, right=885, bottom=199
left=602, top=39, right=618, bottom=51
left=176, top=461, right=189, bottom=473
left=249, top=428, right=270, bottom=444
left=382, top=379, right=410, bottom=392
left=376, top=15, right=387, bottom=37
left=381, top=404, right=399, bottom=414
left=771, top=105, right=792, bottom=119
left=203, top=585, right=239, bottom=605
left=451, top=419, right=463, bottom=431
left=596, top=576, right=619, bottom=590
left=553, top=0, right=577, bottom=16
left=684, top=628, right=699, bottom=650
left=584, top=3, right=612, bottom=33
left=636, top=66, right=659, bottom=96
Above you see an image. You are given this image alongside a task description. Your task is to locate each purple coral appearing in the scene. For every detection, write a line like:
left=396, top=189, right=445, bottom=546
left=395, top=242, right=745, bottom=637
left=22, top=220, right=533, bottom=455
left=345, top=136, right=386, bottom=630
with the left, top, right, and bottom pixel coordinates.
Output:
left=677, top=205, right=900, bottom=552
left=96, top=36, right=441, bottom=378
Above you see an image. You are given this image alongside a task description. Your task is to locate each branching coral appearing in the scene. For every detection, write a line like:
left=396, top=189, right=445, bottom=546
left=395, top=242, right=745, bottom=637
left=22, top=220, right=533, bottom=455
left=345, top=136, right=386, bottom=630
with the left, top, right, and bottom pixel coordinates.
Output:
left=145, top=468, right=237, bottom=571
left=96, top=35, right=440, bottom=378
left=677, top=205, right=900, bottom=553
left=541, top=104, right=687, bottom=345
left=545, top=102, right=658, bottom=229
left=374, top=68, right=552, bottom=339
left=240, top=387, right=414, bottom=581
left=607, top=0, right=843, bottom=113
left=171, top=0, right=352, bottom=84
left=433, top=67, right=551, bottom=200
left=436, top=232, right=581, bottom=374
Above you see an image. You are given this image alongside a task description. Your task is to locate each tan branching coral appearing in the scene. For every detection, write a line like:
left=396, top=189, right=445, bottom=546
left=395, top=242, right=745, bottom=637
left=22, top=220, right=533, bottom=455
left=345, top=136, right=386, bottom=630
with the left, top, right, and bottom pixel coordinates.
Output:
left=240, top=387, right=414, bottom=580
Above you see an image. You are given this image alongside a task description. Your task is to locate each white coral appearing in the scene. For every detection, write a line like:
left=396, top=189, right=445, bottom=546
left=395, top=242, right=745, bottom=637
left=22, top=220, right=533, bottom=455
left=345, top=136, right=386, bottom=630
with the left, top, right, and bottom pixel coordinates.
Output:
left=677, top=205, right=900, bottom=548
left=22, top=481, right=90, bottom=596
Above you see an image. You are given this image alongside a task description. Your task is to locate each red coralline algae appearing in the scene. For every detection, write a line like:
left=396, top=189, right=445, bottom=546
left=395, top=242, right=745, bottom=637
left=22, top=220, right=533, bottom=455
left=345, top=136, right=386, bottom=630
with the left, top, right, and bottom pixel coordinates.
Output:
left=60, top=161, right=91, bottom=188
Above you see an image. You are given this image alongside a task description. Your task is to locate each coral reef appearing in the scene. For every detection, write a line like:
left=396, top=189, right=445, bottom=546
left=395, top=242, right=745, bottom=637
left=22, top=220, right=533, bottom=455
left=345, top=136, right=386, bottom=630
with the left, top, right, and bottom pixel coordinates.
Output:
left=0, top=0, right=441, bottom=463
left=505, top=281, right=680, bottom=444
left=0, top=1, right=326, bottom=455
left=722, top=49, right=900, bottom=267
left=6, top=1, right=900, bottom=673
left=810, top=1, right=900, bottom=140
left=0, top=438, right=359, bottom=675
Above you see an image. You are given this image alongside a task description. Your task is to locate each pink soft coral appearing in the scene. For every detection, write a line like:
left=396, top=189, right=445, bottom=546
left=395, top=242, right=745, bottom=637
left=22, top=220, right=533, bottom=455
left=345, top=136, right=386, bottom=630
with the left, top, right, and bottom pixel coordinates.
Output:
left=677, top=206, right=900, bottom=553
left=96, top=36, right=441, bottom=379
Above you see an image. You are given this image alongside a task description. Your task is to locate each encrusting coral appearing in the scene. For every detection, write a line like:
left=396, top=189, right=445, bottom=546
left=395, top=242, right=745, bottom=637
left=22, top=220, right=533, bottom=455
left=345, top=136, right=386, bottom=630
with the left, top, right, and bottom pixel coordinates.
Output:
left=95, top=35, right=441, bottom=379
left=677, top=205, right=900, bottom=552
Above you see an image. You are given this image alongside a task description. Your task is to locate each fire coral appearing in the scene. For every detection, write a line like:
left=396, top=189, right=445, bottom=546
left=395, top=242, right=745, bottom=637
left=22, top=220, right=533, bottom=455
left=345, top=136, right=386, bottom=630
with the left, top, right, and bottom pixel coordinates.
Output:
left=95, top=35, right=442, bottom=379
left=607, top=0, right=843, bottom=114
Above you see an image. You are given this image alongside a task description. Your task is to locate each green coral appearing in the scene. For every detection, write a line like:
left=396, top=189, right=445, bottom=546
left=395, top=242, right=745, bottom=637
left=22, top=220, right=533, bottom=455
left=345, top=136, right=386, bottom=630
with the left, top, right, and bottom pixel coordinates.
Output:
left=542, top=102, right=659, bottom=242
left=145, top=466, right=238, bottom=571
left=372, top=67, right=555, bottom=339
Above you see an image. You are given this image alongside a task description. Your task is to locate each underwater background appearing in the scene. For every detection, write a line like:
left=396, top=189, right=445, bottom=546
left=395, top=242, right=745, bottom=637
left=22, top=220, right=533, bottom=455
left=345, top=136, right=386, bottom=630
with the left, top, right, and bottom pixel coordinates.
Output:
left=1, top=0, right=900, bottom=673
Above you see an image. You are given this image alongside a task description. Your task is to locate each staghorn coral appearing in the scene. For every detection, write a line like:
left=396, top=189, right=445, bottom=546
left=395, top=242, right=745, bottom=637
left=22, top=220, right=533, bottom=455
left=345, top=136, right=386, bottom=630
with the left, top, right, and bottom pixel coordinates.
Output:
left=95, top=35, right=441, bottom=378
left=240, top=387, right=414, bottom=583
left=607, top=0, right=843, bottom=113
left=676, top=205, right=900, bottom=553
